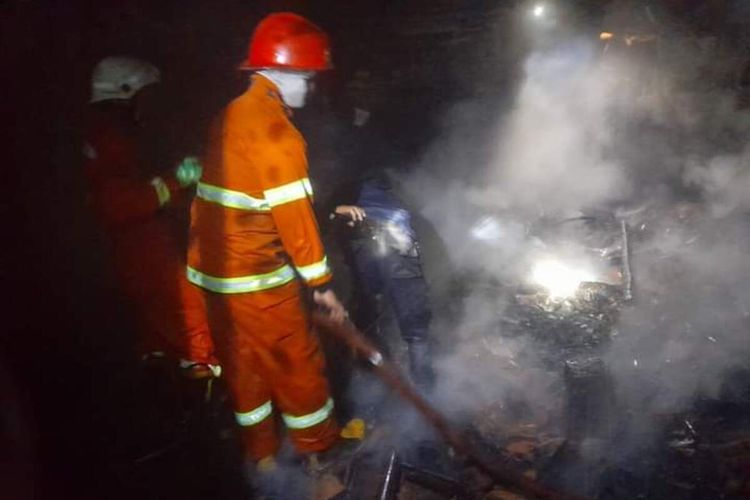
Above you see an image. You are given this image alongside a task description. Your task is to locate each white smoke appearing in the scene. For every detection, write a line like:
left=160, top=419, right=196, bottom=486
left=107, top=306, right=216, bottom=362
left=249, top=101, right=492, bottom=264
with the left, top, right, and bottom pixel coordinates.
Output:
left=684, top=145, right=750, bottom=216
left=397, top=29, right=750, bottom=434
left=488, top=40, right=631, bottom=213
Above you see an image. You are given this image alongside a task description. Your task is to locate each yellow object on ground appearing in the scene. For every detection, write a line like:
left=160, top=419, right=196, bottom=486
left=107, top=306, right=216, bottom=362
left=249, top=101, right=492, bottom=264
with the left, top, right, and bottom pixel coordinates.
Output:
left=256, top=456, right=278, bottom=472
left=339, top=418, right=366, bottom=440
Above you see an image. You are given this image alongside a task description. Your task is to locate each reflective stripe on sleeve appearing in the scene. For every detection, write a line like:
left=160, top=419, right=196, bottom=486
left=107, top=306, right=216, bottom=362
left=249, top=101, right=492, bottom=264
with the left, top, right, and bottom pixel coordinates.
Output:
left=263, top=177, right=314, bottom=207
left=150, top=176, right=171, bottom=207
left=187, top=264, right=296, bottom=294
left=295, top=256, right=331, bottom=283
left=282, top=398, right=334, bottom=430
left=196, top=182, right=270, bottom=211
left=235, top=401, right=273, bottom=426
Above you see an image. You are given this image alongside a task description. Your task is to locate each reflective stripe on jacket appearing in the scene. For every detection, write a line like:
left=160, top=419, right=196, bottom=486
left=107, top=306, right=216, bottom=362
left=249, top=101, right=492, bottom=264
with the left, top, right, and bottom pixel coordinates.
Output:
left=188, top=75, right=332, bottom=295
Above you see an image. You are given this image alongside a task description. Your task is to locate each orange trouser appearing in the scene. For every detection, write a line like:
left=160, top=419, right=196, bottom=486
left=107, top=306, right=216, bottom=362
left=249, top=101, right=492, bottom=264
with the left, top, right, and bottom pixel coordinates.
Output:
left=205, top=282, right=339, bottom=460
left=119, top=252, right=216, bottom=365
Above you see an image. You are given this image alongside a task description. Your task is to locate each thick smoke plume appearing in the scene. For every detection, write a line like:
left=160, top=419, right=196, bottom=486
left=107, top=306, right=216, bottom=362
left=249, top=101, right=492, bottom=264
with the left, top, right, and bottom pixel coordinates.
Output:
left=684, top=145, right=750, bottom=216
left=487, top=40, right=631, bottom=213
left=397, top=26, right=750, bottom=435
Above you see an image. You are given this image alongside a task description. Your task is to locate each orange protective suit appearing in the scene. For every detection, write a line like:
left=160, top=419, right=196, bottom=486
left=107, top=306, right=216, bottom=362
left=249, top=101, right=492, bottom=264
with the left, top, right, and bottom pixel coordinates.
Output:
left=84, top=103, right=216, bottom=367
left=187, top=75, right=338, bottom=459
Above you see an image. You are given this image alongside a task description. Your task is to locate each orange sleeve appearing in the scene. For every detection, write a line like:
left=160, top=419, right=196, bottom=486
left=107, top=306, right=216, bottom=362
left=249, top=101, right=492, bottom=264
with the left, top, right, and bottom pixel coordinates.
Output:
left=84, top=129, right=179, bottom=228
left=87, top=175, right=179, bottom=228
left=254, top=142, right=332, bottom=288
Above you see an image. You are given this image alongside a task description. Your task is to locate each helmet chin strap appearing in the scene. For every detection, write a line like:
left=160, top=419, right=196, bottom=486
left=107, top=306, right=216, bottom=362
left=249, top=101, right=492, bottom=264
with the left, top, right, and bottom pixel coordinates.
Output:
left=257, top=70, right=311, bottom=109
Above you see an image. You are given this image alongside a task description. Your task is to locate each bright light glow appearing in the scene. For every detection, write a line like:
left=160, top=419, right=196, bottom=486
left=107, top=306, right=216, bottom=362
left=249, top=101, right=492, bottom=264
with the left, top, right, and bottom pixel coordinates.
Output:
left=600, top=32, right=614, bottom=41
left=373, top=222, right=413, bottom=257
left=532, top=4, right=545, bottom=17
left=530, top=259, right=594, bottom=298
left=470, top=216, right=503, bottom=242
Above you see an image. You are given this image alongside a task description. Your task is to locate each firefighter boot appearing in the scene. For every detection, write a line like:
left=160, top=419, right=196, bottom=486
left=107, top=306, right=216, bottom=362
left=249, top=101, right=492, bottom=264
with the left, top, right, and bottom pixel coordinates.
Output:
left=407, top=339, right=434, bottom=392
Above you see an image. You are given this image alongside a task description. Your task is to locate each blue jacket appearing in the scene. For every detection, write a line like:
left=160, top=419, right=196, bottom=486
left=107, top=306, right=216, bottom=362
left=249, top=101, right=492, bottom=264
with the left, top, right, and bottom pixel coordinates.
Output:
left=357, top=178, right=416, bottom=242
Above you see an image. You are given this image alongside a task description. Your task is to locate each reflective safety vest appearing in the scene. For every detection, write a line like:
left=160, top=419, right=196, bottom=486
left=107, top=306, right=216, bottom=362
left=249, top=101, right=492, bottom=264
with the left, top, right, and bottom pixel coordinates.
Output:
left=187, top=75, right=332, bottom=295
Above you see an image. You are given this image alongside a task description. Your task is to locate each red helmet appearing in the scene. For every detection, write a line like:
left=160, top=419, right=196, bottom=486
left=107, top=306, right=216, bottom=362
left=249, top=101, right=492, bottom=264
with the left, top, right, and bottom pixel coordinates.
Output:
left=240, top=13, right=332, bottom=71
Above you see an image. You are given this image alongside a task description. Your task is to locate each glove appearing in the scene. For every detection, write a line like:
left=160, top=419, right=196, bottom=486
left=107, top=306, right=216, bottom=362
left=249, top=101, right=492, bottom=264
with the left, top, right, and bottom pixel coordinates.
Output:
left=175, top=156, right=203, bottom=187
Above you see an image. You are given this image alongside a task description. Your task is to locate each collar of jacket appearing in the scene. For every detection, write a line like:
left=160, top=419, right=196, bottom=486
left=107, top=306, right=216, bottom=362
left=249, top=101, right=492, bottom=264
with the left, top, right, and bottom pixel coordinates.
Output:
left=249, top=74, right=292, bottom=117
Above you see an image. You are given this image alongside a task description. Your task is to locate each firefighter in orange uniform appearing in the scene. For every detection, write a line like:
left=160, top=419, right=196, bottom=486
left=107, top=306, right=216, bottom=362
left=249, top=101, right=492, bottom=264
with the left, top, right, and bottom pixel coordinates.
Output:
left=84, top=57, right=219, bottom=379
left=186, top=13, right=347, bottom=488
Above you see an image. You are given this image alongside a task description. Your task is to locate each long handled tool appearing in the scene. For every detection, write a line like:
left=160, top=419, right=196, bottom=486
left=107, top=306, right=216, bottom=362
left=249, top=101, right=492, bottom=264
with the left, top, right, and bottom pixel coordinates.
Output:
left=313, top=312, right=587, bottom=500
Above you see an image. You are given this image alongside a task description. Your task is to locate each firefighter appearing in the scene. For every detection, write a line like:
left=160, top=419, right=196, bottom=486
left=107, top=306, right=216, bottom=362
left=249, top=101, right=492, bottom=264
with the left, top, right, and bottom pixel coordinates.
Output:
left=83, top=56, right=219, bottom=379
left=186, top=13, right=346, bottom=493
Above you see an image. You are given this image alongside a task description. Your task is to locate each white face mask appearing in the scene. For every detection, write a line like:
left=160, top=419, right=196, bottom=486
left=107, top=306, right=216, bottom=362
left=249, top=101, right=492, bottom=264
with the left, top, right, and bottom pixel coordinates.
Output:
left=258, top=70, right=313, bottom=108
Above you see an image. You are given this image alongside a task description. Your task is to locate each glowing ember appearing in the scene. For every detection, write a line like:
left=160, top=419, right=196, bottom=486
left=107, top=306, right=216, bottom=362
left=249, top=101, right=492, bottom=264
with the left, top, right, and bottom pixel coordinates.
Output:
left=530, top=259, right=594, bottom=298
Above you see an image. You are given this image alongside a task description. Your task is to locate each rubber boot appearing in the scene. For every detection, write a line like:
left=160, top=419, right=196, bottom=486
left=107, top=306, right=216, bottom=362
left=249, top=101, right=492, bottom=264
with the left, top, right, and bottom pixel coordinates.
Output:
left=407, top=339, right=434, bottom=392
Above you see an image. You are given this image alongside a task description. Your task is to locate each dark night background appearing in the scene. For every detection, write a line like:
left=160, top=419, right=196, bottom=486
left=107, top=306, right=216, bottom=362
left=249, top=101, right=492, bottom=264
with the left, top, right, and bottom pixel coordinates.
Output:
left=2, top=1, right=746, bottom=499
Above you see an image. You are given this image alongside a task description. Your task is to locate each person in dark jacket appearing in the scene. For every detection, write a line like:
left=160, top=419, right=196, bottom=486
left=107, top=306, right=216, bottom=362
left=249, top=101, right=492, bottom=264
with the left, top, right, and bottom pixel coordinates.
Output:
left=333, top=173, right=434, bottom=390
left=318, top=95, right=434, bottom=392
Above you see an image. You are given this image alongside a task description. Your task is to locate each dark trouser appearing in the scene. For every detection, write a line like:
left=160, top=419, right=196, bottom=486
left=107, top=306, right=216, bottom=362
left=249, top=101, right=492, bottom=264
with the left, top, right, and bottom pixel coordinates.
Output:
left=352, top=242, right=434, bottom=389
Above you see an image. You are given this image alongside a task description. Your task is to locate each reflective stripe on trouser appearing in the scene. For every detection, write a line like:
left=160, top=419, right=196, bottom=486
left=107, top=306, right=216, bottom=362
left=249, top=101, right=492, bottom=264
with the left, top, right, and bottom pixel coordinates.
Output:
left=235, top=398, right=334, bottom=429
left=236, top=401, right=273, bottom=426
left=203, top=282, right=339, bottom=460
left=282, top=398, right=334, bottom=429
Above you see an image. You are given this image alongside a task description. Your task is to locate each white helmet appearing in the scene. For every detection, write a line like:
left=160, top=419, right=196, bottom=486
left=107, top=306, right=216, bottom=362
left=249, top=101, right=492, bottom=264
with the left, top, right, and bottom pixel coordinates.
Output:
left=90, top=56, right=161, bottom=103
